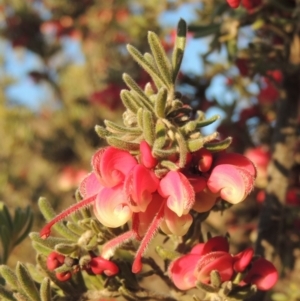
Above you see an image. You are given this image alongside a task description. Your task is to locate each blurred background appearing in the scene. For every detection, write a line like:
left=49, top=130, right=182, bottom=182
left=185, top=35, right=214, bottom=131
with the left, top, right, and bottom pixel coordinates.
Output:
left=1, top=3, right=299, bottom=297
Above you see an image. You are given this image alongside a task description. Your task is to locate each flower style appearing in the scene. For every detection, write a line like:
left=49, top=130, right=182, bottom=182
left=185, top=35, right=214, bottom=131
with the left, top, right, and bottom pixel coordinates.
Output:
left=169, top=236, right=278, bottom=291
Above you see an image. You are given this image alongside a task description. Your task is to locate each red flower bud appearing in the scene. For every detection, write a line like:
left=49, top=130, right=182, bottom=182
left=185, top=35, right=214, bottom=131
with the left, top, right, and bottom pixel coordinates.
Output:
left=47, top=252, right=65, bottom=271
left=55, top=271, right=72, bottom=281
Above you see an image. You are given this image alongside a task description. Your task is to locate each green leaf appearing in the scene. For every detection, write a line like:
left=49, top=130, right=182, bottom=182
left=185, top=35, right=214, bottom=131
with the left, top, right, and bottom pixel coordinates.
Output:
left=0, top=265, right=19, bottom=290
left=195, top=114, right=220, bottom=128
left=144, top=82, right=155, bottom=97
left=106, top=137, right=140, bottom=151
left=0, top=203, right=13, bottom=231
left=204, top=137, right=232, bottom=152
left=40, top=278, right=51, bottom=301
left=148, top=31, right=172, bottom=87
left=13, top=208, right=34, bottom=247
left=94, top=125, right=110, bottom=139
left=172, top=19, right=187, bottom=82
left=175, top=131, right=188, bottom=168
left=16, top=262, right=40, bottom=301
left=122, top=74, right=153, bottom=112
left=189, top=23, right=220, bottom=38
left=160, top=160, right=179, bottom=171
left=127, top=45, right=166, bottom=87
left=120, top=90, right=140, bottom=114
left=154, top=87, right=167, bottom=118
left=142, top=110, right=155, bottom=146
left=0, top=226, right=11, bottom=263
left=55, top=243, right=78, bottom=255
left=153, top=119, right=167, bottom=150
left=104, top=120, right=141, bottom=135
left=143, top=53, right=163, bottom=89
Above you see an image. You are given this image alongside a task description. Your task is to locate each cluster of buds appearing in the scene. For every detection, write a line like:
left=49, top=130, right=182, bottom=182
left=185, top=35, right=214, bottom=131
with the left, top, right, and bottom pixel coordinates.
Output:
left=169, top=236, right=278, bottom=299
left=46, top=251, right=119, bottom=281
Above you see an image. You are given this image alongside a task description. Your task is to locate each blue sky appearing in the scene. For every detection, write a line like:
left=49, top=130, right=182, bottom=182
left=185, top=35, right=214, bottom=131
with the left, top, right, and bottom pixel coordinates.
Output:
left=2, top=0, right=229, bottom=131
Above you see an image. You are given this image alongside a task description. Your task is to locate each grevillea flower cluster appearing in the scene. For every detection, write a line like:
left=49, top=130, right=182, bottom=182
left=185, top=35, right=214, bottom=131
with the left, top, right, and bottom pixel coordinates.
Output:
left=38, top=19, right=268, bottom=299
left=41, top=143, right=256, bottom=273
left=169, top=236, right=278, bottom=292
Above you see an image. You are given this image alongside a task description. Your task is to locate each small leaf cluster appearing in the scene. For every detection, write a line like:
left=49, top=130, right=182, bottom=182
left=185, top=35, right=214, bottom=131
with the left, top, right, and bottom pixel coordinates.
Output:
left=95, top=19, right=231, bottom=177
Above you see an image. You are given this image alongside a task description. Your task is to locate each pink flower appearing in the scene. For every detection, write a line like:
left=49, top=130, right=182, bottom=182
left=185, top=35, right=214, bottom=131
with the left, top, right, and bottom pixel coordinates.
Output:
left=169, top=236, right=278, bottom=291
left=244, top=147, right=270, bottom=188
left=243, top=258, right=278, bottom=290
left=207, top=153, right=256, bottom=204
left=169, top=236, right=231, bottom=290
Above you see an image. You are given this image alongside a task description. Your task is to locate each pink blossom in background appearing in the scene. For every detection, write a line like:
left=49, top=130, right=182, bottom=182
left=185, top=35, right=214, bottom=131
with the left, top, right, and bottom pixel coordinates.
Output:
left=169, top=236, right=278, bottom=291
left=244, top=146, right=271, bottom=188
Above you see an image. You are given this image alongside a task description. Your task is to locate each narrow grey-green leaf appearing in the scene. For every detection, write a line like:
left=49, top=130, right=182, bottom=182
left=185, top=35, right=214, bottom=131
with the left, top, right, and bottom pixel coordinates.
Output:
left=153, top=119, right=167, bottom=150
left=195, top=114, right=220, bottom=128
left=142, top=110, right=155, bottom=145
left=0, top=226, right=10, bottom=263
left=160, top=160, right=180, bottom=171
left=144, top=82, right=155, bottom=97
left=148, top=31, right=172, bottom=87
left=0, top=265, right=19, bottom=290
left=154, top=87, right=167, bottom=118
left=143, top=53, right=163, bottom=89
left=106, top=137, right=140, bottom=151
left=204, top=137, right=232, bottom=152
left=0, top=202, right=13, bottom=231
left=172, top=19, right=187, bottom=82
left=137, top=108, right=144, bottom=130
left=120, top=89, right=140, bottom=114
left=55, top=243, right=78, bottom=255
left=153, top=147, right=177, bottom=158
left=123, top=74, right=153, bottom=112
left=40, top=278, right=51, bottom=301
left=94, top=125, right=110, bottom=139
left=16, top=262, right=40, bottom=301
left=14, top=209, right=34, bottom=247
left=127, top=45, right=166, bottom=87
left=175, top=131, right=188, bottom=168
left=104, top=120, right=141, bottom=135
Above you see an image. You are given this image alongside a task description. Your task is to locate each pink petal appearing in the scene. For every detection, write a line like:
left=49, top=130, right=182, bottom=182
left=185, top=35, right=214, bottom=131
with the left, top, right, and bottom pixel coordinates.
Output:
left=193, top=189, right=218, bottom=213
left=193, top=148, right=213, bottom=172
left=202, top=236, right=229, bottom=254
left=207, top=164, right=254, bottom=204
left=190, top=243, right=205, bottom=255
left=136, top=193, right=162, bottom=237
left=163, top=206, right=193, bottom=236
left=243, top=258, right=278, bottom=290
left=196, top=252, right=234, bottom=283
left=158, top=171, right=195, bottom=217
left=94, top=185, right=132, bottom=227
left=169, top=254, right=199, bottom=290
left=213, top=153, right=257, bottom=178
left=139, top=141, right=158, bottom=169
left=79, top=172, right=103, bottom=198
left=188, top=176, right=207, bottom=193
left=233, top=247, right=254, bottom=273
left=124, top=165, right=159, bottom=212
left=92, top=147, right=137, bottom=187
